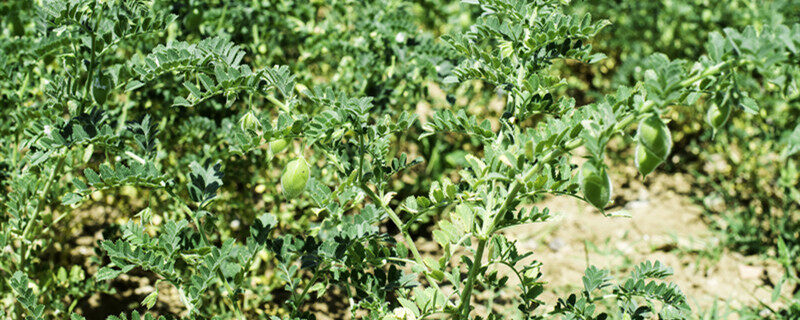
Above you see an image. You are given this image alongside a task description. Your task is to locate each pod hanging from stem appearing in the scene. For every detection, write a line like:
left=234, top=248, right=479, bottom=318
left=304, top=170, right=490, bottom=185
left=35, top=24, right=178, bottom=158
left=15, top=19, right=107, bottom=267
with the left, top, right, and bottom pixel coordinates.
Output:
left=635, top=114, right=672, bottom=178
left=281, top=156, right=310, bottom=199
left=580, top=160, right=613, bottom=210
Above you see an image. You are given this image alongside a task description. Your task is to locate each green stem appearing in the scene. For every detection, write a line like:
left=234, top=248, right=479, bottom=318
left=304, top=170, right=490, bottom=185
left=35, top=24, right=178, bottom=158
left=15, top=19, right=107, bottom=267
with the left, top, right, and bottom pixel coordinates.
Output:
left=454, top=60, right=726, bottom=318
left=20, top=155, right=66, bottom=268
left=358, top=133, right=365, bottom=183
left=12, top=70, right=30, bottom=171
left=267, top=94, right=291, bottom=114
left=38, top=211, right=72, bottom=236
left=16, top=70, right=30, bottom=99
left=361, top=185, right=453, bottom=307
left=196, top=214, right=244, bottom=320
left=290, top=267, right=323, bottom=317
left=169, top=190, right=244, bottom=320
left=454, top=97, right=654, bottom=315
left=116, top=103, right=130, bottom=134
left=673, top=61, right=729, bottom=92
left=12, top=128, right=21, bottom=175
left=457, top=239, right=486, bottom=318
left=456, top=141, right=582, bottom=318
left=215, top=3, right=229, bottom=32
left=196, top=215, right=243, bottom=320
left=81, top=3, right=101, bottom=114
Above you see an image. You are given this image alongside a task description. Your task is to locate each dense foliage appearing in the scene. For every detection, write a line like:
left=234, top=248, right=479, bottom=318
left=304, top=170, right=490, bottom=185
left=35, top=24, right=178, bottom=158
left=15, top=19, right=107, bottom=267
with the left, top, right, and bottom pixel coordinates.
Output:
left=570, top=2, right=800, bottom=316
left=1, top=0, right=797, bottom=319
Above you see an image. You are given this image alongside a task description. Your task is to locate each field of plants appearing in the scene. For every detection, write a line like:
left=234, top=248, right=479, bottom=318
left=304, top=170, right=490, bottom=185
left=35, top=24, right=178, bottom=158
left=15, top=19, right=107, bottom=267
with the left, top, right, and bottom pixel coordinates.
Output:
left=1, top=0, right=799, bottom=319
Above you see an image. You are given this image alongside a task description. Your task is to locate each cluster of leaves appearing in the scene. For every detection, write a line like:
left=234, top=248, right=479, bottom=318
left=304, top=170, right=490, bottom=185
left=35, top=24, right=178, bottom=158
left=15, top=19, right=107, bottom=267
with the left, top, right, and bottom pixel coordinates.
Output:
left=682, top=22, right=800, bottom=259
left=571, top=0, right=799, bottom=90
left=569, top=1, right=800, bottom=315
left=1, top=0, right=796, bottom=320
left=553, top=261, right=688, bottom=319
left=396, top=0, right=789, bottom=318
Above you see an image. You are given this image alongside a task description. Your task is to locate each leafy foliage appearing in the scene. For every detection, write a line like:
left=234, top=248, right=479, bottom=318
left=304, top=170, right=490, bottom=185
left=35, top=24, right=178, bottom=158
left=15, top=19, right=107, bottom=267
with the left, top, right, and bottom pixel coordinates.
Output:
left=1, top=0, right=796, bottom=319
left=553, top=261, right=689, bottom=320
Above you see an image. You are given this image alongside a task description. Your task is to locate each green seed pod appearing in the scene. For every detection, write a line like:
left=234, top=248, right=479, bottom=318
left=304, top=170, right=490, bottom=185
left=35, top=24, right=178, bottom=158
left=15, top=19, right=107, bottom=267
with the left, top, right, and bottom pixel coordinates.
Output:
left=416, top=196, right=431, bottom=208
left=281, top=157, right=310, bottom=199
left=270, top=138, right=289, bottom=154
left=92, top=74, right=112, bottom=105
left=487, top=241, right=496, bottom=259
left=706, top=101, right=731, bottom=132
left=184, top=9, right=202, bottom=30
left=239, top=111, right=260, bottom=132
left=524, top=140, right=534, bottom=161
left=430, top=269, right=445, bottom=282
left=580, top=160, right=612, bottom=210
left=635, top=115, right=672, bottom=177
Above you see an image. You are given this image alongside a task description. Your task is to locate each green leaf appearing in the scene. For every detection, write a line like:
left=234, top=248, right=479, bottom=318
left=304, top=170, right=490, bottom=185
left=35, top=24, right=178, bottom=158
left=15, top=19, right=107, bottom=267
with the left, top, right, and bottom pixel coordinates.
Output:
left=187, top=161, right=224, bottom=206
left=95, top=267, right=124, bottom=282
left=183, top=81, right=202, bottom=99
left=10, top=271, right=45, bottom=319
left=739, top=95, right=758, bottom=114
left=142, top=289, right=158, bottom=309
left=125, top=80, right=144, bottom=92
left=582, top=266, right=611, bottom=293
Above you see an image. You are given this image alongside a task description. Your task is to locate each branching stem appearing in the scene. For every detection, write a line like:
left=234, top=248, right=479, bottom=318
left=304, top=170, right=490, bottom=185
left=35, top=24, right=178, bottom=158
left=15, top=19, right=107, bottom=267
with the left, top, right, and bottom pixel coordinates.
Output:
left=20, top=155, right=66, bottom=269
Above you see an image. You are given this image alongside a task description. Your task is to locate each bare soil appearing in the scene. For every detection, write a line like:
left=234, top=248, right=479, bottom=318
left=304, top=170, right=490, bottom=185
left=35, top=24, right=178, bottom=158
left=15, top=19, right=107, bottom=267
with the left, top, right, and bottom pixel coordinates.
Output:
left=502, top=168, right=786, bottom=318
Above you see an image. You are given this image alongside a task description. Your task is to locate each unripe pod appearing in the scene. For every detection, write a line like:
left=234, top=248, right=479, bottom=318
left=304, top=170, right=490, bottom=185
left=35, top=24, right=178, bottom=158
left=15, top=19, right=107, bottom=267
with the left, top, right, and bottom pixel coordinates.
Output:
left=92, top=75, right=112, bottom=105
left=706, top=102, right=731, bottom=131
left=281, top=156, right=310, bottom=199
left=270, top=139, right=289, bottom=154
left=487, top=241, right=496, bottom=259
left=429, top=269, right=445, bottom=282
left=580, top=160, right=612, bottom=210
left=524, top=139, right=534, bottom=161
left=239, top=111, right=260, bottom=132
left=635, top=115, right=672, bottom=177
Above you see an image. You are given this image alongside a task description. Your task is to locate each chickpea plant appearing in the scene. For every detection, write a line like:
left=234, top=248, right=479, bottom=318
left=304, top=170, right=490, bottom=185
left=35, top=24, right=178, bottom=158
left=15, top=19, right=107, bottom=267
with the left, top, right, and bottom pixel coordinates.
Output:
left=0, top=0, right=793, bottom=319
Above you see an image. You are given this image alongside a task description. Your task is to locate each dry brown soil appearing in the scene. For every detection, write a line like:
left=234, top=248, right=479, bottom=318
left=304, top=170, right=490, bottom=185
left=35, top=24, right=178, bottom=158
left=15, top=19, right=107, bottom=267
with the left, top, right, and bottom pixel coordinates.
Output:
left=499, top=168, right=786, bottom=318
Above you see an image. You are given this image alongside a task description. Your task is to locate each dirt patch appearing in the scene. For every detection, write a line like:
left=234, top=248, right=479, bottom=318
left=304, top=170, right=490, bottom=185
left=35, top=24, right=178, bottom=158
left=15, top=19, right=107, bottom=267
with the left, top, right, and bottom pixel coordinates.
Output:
left=503, top=169, right=786, bottom=317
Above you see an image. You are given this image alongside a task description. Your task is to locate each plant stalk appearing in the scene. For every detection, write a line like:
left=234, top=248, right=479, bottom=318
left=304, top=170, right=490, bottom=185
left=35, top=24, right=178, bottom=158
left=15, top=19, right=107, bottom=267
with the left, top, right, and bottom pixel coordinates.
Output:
left=290, top=267, right=323, bottom=318
left=20, top=155, right=66, bottom=268
left=170, top=193, right=245, bottom=320
left=457, top=239, right=486, bottom=317
left=456, top=140, right=582, bottom=318
left=361, top=185, right=453, bottom=307
left=450, top=63, right=720, bottom=316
